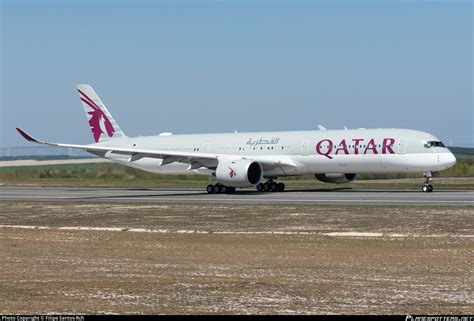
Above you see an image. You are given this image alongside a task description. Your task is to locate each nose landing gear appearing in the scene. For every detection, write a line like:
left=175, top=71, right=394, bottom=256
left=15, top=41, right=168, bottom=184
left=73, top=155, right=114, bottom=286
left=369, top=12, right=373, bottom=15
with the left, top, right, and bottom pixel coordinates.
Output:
left=422, top=172, right=434, bottom=193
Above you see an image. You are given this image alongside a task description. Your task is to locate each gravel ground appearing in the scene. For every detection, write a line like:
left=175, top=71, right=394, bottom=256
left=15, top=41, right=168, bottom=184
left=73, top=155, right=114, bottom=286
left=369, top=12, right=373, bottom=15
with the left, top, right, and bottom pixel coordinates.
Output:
left=0, top=201, right=472, bottom=314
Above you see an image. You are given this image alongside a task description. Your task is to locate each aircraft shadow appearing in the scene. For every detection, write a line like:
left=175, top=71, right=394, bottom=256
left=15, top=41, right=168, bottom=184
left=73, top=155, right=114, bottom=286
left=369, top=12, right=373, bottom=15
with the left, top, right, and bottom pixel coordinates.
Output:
left=67, top=186, right=463, bottom=200
left=75, top=187, right=355, bottom=199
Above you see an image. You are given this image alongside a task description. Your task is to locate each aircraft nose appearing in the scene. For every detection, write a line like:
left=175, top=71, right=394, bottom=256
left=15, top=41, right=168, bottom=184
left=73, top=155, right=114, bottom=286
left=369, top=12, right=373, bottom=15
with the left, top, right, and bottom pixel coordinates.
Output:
left=445, top=152, right=457, bottom=167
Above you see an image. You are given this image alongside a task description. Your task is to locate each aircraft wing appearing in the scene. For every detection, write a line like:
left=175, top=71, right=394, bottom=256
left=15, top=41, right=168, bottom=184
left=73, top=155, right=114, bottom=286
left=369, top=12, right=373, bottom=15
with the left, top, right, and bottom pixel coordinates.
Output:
left=16, top=128, right=296, bottom=170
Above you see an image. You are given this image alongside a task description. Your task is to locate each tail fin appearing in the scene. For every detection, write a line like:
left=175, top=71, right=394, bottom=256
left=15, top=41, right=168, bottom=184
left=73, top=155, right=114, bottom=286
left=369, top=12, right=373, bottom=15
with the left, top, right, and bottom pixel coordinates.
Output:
left=76, top=84, right=126, bottom=143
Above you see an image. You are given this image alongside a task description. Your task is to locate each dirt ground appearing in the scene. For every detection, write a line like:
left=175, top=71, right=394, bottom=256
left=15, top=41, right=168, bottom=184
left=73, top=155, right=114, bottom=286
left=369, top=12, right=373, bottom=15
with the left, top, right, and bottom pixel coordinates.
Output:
left=0, top=202, right=472, bottom=314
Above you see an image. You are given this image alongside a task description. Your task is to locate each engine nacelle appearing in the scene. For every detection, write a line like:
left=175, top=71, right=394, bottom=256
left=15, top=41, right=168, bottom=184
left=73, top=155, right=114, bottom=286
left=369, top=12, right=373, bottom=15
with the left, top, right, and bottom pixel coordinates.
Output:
left=315, top=173, right=357, bottom=184
left=215, top=159, right=263, bottom=187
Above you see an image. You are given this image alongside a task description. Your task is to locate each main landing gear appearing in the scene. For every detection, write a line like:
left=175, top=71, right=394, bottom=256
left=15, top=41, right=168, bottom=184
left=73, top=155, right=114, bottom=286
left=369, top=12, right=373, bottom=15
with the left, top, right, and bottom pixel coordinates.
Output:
left=422, top=172, right=434, bottom=193
left=206, top=180, right=285, bottom=194
left=206, top=184, right=236, bottom=194
left=256, top=180, right=285, bottom=193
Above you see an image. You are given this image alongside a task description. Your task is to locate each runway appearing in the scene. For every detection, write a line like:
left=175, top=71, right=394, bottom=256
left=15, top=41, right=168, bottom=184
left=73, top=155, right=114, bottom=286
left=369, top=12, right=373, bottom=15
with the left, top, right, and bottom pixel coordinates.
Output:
left=0, top=186, right=473, bottom=205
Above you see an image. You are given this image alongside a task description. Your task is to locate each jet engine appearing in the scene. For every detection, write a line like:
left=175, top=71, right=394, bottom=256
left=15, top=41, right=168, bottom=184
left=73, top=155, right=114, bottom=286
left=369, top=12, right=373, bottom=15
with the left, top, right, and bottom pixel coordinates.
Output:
left=215, top=159, right=263, bottom=187
left=315, top=173, right=357, bottom=184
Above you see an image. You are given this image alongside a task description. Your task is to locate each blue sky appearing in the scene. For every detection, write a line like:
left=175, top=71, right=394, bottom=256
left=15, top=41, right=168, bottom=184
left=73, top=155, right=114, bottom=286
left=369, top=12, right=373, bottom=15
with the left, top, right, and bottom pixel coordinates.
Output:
left=1, top=0, right=472, bottom=147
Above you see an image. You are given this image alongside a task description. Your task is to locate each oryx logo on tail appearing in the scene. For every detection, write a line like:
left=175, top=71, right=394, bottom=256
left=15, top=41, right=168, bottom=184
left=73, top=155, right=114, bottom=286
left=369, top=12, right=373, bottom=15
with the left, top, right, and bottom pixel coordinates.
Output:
left=78, top=88, right=115, bottom=142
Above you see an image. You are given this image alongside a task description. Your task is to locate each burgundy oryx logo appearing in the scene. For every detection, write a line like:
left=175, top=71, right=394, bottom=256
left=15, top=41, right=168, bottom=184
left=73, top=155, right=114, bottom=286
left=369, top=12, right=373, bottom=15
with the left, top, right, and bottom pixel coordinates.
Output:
left=78, top=88, right=115, bottom=142
left=228, top=167, right=237, bottom=178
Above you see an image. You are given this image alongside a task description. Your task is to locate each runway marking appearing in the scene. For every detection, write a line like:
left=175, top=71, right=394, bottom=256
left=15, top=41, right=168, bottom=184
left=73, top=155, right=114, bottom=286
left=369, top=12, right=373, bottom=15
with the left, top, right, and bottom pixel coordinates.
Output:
left=1, top=225, right=472, bottom=238
left=325, top=232, right=384, bottom=237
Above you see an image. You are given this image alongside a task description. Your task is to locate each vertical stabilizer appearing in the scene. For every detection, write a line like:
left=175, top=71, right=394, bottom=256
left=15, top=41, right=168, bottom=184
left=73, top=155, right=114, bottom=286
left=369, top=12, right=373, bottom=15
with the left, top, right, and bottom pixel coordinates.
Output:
left=76, top=84, right=126, bottom=143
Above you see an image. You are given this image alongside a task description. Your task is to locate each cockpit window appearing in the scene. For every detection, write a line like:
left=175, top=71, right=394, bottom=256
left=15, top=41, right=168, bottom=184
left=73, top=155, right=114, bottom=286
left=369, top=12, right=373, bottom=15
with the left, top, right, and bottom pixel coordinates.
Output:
left=424, top=141, right=445, bottom=148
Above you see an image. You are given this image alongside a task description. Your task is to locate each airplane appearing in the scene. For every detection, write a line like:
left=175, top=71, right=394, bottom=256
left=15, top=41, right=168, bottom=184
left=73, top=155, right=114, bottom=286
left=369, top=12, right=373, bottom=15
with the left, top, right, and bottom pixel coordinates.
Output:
left=16, top=85, right=457, bottom=193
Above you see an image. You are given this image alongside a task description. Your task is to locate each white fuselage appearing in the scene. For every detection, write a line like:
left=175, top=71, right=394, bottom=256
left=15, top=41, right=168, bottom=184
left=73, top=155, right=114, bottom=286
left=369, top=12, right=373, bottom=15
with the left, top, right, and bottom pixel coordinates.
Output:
left=97, top=128, right=456, bottom=178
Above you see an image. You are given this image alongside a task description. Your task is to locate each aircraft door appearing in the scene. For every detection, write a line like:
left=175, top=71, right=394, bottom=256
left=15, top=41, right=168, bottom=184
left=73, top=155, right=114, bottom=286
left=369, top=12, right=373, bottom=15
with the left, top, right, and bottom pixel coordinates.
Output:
left=398, top=138, right=407, bottom=154
left=301, top=139, right=310, bottom=156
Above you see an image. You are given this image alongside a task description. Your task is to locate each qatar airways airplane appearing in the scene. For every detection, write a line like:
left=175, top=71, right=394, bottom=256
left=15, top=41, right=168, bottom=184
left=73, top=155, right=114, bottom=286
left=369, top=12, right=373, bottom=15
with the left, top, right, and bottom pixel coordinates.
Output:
left=17, top=85, right=456, bottom=193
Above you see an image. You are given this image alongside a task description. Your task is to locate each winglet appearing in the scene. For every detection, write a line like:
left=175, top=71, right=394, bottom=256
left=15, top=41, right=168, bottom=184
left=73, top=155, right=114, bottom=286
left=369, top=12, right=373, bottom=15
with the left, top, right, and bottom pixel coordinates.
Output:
left=16, top=128, right=46, bottom=144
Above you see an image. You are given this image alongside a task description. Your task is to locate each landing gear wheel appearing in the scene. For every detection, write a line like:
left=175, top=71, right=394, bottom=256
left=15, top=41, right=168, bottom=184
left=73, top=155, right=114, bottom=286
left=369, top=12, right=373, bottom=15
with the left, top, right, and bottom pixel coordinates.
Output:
left=422, top=172, right=434, bottom=193
left=270, top=182, right=278, bottom=192
left=258, top=180, right=285, bottom=192
left=277, top=182, right=285, bottom=192
left=208, top=184, right=235, bottom=194
left=422, top=185, right=433, bottom=193
left=206, top=184, right=214, bottom=194
left=263, top=182, right=271, bottom=192
left=213, top=184, right=222, bottom=194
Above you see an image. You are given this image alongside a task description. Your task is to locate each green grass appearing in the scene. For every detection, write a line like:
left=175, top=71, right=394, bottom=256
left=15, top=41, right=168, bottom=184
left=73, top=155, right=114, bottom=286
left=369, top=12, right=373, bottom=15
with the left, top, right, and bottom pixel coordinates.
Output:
left=0, top=163, right=213, bottom=187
